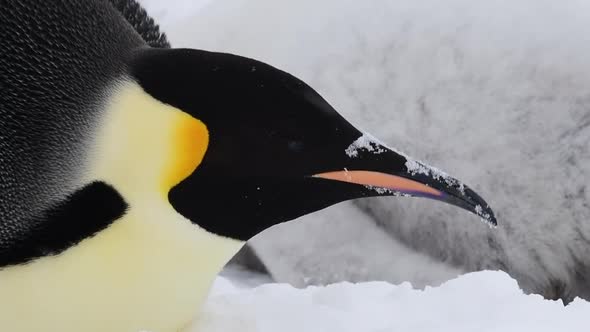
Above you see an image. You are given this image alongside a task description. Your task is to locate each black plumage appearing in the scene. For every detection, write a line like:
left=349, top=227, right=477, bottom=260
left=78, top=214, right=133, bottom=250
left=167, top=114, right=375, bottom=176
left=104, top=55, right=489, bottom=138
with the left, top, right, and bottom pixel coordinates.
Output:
left=0, top=0, right=163, bottom=266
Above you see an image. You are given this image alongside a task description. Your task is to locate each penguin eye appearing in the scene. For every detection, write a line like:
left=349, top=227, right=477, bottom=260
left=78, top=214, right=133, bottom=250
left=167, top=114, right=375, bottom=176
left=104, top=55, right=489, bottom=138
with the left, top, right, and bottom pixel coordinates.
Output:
left=267, top=128, right=305, bottom=152
left=287, top=140, right=305, bottom=152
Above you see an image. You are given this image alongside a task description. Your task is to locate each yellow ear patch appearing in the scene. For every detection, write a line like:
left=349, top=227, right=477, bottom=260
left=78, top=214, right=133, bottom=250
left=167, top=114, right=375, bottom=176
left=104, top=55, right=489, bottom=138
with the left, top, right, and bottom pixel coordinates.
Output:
left=163, top=112, right=209, bottom=191
left=86, top=81, right=209, bottom=198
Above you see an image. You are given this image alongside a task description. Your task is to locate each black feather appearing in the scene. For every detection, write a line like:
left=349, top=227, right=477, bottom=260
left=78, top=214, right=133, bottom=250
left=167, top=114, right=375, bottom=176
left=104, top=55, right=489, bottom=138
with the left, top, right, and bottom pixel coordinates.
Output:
left=108, top=0, right=171, bottom=48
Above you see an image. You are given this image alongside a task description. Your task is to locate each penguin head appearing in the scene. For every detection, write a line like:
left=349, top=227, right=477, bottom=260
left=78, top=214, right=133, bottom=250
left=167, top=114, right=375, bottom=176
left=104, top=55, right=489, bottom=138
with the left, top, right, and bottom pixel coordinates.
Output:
left=125, top=48, right=496, bottom=241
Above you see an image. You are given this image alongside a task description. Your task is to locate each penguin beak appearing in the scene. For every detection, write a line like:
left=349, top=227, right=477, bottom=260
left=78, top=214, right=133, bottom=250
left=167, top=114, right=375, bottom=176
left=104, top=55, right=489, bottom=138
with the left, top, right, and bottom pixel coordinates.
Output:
left=312, top=134, right=497, bottom=225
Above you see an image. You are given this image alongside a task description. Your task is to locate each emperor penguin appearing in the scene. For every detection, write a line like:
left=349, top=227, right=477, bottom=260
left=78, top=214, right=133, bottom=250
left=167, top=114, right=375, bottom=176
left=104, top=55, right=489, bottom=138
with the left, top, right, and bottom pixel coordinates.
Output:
left=0, top=0, right=496, bottom=331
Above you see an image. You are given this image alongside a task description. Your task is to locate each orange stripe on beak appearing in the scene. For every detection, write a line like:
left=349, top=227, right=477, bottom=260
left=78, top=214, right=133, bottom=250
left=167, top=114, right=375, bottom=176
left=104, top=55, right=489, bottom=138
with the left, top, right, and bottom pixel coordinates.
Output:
left=313, top=170, right=443, bottom=197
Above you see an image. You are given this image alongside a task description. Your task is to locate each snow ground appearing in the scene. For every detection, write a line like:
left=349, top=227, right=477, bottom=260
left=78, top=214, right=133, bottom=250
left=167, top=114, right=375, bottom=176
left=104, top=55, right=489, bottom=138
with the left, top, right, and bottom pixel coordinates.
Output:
left=191, top=269, right=589, bottom=332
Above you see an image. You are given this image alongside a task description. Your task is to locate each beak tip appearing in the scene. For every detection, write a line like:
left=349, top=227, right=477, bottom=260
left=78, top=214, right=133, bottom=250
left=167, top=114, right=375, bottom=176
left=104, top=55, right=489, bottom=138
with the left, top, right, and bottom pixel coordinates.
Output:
left=475, top=204, right=497, bottom=227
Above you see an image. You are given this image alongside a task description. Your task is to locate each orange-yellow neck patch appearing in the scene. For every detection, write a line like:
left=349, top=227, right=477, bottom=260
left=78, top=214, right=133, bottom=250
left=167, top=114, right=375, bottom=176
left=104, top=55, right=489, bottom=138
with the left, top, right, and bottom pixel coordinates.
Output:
left=163, top=112, right=209, bottom=191
left=85, top=80, right=209, bottom=199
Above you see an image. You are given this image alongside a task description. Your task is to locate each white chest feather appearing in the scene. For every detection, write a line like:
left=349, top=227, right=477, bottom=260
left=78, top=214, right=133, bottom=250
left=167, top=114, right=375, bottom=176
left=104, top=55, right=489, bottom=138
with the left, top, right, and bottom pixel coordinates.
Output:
left=0, top=203, right=243, bottom=332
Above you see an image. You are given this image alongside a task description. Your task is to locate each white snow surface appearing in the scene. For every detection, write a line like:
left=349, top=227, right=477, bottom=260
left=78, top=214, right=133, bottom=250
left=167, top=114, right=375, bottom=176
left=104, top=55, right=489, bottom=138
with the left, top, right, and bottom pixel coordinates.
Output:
left=188, top=269, right=588, bottom=332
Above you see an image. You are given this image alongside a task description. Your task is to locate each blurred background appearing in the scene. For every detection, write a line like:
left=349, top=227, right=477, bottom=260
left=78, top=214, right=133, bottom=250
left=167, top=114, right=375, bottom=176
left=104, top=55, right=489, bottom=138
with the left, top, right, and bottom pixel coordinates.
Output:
left=140, top=0, right=590, bottom=302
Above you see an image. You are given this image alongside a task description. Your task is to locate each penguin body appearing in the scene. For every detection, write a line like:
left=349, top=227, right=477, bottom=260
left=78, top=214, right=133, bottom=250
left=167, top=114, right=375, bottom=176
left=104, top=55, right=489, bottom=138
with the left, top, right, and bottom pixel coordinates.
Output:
left=0, top=1, right=496, bottom=331
left=1, top=79, right=241, bottom=331
left=1, top=2, right=239, bottom=330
